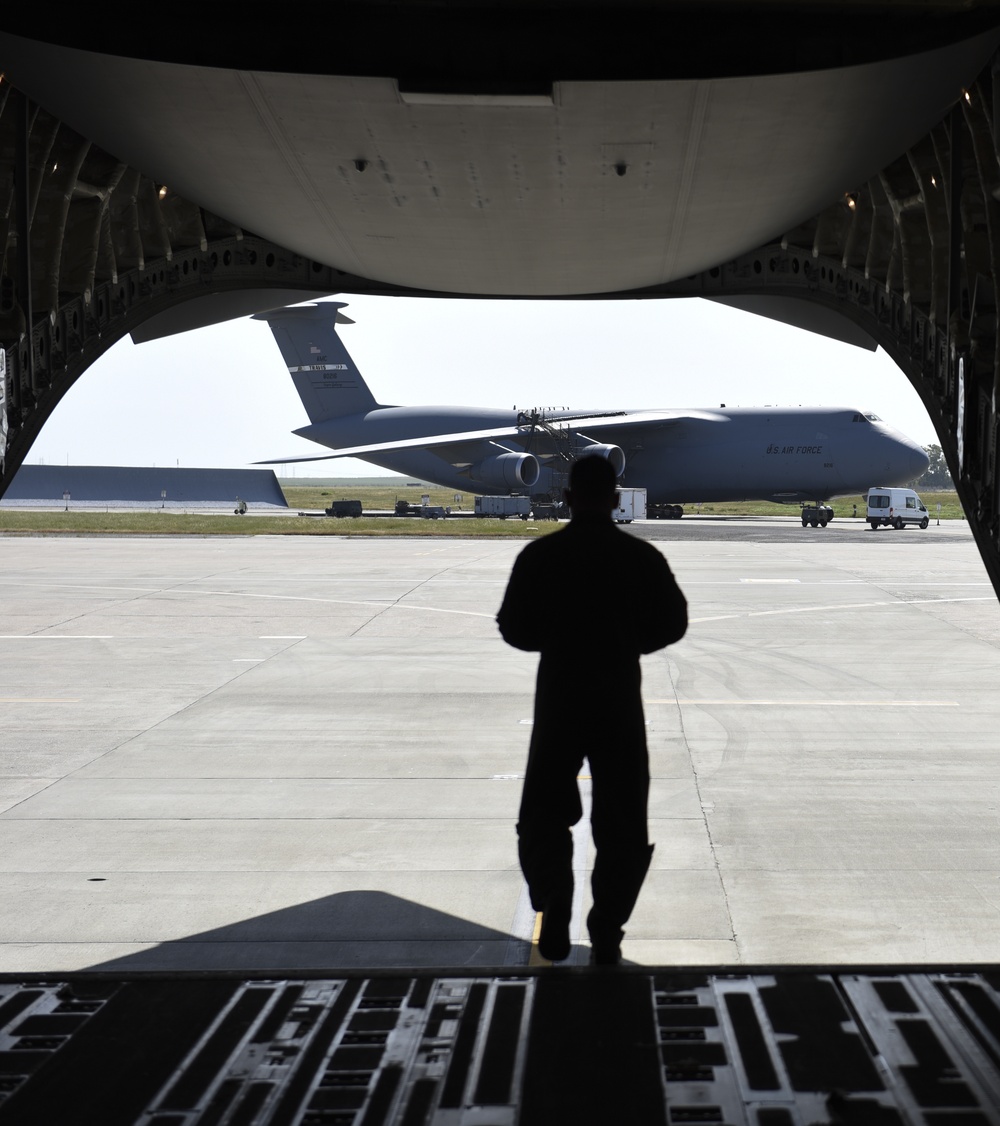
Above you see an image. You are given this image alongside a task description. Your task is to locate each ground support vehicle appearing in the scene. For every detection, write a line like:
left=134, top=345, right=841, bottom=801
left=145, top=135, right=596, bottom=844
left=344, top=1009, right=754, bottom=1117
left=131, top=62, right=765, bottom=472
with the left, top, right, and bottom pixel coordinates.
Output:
left=326, top=500, right=362, bottom=518
left=614, top=488, right=647, bottom=523
left=474, top=495, right=530, bottom=519
left=394, top=499, right=448, bottom=518
left=801, top=503, right=834, bottom=527
left=866, top=487, right=929, bottom=529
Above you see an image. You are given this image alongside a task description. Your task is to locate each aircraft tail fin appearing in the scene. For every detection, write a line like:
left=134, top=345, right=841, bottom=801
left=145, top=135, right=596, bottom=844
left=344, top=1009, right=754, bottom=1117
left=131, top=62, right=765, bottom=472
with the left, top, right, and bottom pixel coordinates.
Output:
left=252, top=303, right=380, bottom=422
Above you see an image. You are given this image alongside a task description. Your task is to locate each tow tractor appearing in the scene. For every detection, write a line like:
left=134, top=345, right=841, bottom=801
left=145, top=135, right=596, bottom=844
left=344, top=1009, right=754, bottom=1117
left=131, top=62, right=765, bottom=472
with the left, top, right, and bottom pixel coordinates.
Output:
left=800, top=503, right=834, bottom=528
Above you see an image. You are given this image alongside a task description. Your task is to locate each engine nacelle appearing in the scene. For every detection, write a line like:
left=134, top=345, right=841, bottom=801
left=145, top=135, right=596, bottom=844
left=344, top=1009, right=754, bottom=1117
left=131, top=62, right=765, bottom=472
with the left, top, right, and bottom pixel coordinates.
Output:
left=577, top=444, right=626, bottom=477
left=470, top=452, right=540, bottom=490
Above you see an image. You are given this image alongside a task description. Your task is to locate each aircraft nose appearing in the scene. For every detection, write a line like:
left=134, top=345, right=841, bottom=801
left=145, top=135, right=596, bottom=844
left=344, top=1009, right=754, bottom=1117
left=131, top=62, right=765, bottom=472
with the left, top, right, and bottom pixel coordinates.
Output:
left=873, top=424, right=928, bottom=485
left=901, top=437, right=930, bottom=480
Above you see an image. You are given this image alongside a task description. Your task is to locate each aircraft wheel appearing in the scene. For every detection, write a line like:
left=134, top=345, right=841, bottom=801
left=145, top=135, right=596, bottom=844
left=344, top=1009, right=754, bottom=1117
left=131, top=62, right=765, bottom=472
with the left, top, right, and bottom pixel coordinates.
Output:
left=674, top=506, right=683, bottom=519
left=820, top=519, right=828, bottom=527
left=810, top=518, right=818, bottom=527
left=920, top=517, right=929, bottom=529
left=801, top=517, right=808, bottom=527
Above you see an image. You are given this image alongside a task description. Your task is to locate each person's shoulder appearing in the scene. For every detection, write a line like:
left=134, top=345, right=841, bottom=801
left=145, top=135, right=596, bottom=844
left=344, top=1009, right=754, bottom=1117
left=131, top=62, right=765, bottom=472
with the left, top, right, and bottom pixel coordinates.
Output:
left=515, top=526, right=568, bottom=560
left=616, top=527, right=666, bottom=557
left=617, top=531, right=676, bottom=573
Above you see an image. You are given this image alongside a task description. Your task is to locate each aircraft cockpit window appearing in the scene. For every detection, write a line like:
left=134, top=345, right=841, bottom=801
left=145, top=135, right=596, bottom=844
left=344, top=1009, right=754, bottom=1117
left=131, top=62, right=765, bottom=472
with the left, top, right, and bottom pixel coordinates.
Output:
left=864, top=413, right=881, bottom=421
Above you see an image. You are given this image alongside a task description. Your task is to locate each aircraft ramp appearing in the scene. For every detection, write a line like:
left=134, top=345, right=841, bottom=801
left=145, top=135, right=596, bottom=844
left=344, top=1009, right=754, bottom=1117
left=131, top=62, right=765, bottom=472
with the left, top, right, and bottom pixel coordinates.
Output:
left=3, top=967, right=1000, bottom=1125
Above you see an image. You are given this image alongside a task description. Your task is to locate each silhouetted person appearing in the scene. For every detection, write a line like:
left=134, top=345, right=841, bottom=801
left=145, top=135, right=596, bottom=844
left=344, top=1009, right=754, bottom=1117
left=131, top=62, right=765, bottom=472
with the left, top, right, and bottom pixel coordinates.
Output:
left=497, top=456, right=688, bottom=964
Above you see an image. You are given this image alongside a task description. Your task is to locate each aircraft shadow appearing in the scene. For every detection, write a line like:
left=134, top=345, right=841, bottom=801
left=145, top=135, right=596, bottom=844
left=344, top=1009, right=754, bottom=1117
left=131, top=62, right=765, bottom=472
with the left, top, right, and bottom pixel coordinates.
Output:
left=80, top=890, right=629, bottom=973
left=82, top=890, right=533, bottom=974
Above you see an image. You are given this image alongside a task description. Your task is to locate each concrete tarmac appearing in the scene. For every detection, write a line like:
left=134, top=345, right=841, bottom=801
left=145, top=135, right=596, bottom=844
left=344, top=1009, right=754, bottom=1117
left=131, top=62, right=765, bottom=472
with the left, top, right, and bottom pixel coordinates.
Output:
left=1, top=518, right=997, bottom=972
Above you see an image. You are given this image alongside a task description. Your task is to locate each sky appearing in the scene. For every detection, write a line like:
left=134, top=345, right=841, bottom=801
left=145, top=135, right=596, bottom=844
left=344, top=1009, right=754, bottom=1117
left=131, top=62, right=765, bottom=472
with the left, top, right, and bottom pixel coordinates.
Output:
left=24, top=294, right=938, bottom=477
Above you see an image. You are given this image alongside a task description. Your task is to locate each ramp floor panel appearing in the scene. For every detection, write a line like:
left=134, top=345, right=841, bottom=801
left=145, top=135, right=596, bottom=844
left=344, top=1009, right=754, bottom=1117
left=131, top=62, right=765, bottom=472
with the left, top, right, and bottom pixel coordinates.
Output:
left=2, top=970, right=1000, bottom=1125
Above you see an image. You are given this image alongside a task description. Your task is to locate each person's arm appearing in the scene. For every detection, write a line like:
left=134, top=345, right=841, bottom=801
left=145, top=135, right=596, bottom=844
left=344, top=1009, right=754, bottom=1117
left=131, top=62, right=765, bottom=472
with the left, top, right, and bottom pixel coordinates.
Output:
left=638, top=555, right=688, bottom=653
left=497, top=550, right=545, bottom=651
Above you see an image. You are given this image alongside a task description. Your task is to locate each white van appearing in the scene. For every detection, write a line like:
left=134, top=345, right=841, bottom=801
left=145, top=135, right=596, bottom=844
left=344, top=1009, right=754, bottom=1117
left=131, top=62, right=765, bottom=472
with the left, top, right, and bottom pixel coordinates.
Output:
left=865, top=487, right=929, bottom=530
left=614, top=487, right=647, bottom=523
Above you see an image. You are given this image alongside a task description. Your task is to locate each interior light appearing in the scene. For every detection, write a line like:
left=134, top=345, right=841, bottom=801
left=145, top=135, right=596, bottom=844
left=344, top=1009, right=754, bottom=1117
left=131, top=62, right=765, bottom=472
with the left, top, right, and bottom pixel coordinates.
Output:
left=158, top=185, right=168, bottom=200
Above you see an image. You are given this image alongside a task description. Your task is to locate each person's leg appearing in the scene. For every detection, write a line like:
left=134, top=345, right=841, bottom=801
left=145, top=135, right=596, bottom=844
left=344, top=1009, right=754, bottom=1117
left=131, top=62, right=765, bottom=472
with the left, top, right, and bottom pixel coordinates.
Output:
left=516, top=716, right=583, bottom=961
left=586, top=712, right=652, bottom=964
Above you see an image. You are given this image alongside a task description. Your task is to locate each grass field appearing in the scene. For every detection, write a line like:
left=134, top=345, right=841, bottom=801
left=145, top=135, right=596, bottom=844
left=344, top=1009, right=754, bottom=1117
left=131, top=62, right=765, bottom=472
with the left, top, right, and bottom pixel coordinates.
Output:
left=282, top=485, right=966, bottom=520
left=0, top=510, right=554, bottom=537
left=0, top=488, right=965, bottom=536
left=282, top=483, right=469, bottom=512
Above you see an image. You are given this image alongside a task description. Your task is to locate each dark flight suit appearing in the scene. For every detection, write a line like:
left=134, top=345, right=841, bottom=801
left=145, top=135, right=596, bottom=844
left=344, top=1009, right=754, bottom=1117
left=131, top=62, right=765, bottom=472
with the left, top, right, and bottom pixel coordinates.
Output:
left=496, top=514, right=688, bottom=950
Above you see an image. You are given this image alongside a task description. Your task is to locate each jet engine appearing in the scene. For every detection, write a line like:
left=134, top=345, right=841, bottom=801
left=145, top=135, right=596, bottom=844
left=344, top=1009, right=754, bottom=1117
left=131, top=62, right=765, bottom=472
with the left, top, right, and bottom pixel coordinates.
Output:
left=469, top=452, right=540, bottom=490
left=576, top=444, right=626, bottom=477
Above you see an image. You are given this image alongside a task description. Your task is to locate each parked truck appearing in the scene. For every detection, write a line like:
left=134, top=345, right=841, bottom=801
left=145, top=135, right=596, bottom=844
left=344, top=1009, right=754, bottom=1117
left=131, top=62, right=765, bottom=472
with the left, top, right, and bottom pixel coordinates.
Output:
left=613, top=488, right=647, bottom=524
left=474, top=495, right=531, bottom=520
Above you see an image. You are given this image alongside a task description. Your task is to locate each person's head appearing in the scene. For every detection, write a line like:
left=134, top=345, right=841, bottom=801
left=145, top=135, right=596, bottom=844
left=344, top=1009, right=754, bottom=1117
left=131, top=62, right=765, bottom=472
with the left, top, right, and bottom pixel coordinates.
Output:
left=565, top=455, right=619, bottom=517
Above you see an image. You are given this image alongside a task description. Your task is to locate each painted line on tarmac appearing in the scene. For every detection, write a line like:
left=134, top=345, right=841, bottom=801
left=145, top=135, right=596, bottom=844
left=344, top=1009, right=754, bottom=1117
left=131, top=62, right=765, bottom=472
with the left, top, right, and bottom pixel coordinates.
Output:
left=0, top=698, right=82, bottom=703
left=0, top=635, right=113, bottom=639
left=691, top=595, right=996, bottom=624
left=650, top=699, right=959, bottom=707
left=685, top=580, right=992, bottom=586
left=0, top=580, right=499, bottom=618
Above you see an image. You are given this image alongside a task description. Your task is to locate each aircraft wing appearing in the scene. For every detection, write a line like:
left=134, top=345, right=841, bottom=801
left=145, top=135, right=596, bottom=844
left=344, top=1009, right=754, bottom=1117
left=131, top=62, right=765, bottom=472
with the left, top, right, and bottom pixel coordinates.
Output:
left=254, top=424, right=529, bottom=465
left=254, top=410, right=712, bottom=465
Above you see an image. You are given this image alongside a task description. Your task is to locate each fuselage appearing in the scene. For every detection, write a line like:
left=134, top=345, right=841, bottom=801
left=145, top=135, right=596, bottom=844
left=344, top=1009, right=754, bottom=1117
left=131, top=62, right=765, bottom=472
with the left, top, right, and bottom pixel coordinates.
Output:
left=296, top=404, right=928, bottom=501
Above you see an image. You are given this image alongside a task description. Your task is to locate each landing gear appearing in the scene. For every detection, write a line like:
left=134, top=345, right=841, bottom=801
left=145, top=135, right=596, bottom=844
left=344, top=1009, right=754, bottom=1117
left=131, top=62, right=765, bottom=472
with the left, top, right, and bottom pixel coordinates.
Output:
left=647, top=503, right=683, bottom=519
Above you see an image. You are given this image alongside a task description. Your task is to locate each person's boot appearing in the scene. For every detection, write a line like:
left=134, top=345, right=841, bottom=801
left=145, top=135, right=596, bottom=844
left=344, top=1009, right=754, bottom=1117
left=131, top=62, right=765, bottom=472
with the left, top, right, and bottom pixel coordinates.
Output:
left=586, top=911, right=624, bottom=966
left=538, top=883, right=573, bottom=961
left=588, top=844, right=654, bottom=965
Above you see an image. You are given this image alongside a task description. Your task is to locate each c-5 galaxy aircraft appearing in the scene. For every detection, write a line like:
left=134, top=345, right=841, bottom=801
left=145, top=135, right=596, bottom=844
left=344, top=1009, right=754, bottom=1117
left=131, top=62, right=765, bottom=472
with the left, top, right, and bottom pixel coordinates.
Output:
left=254, top=303, right=929, bottom=508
